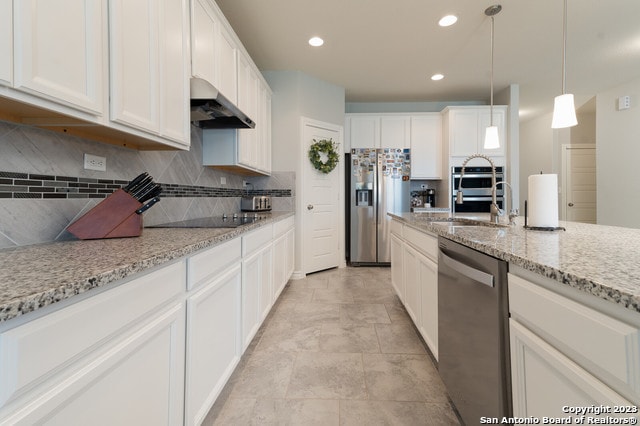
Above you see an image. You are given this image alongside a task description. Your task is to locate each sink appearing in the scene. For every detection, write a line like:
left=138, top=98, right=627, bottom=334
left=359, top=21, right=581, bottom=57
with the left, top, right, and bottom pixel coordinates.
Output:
left=430, top=219, right=509, bottom=228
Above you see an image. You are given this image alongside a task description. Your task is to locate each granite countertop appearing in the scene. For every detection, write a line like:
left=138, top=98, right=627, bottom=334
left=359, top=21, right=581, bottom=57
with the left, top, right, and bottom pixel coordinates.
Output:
left=389, top=212, right=640, bottom=315
left=0, top=212, right=294, bottom=324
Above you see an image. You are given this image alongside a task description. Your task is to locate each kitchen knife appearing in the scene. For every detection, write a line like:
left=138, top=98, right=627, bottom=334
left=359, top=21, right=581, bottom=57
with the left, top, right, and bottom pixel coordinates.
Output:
left=129, top=175, right=154, bottom=196
left=138, top=184, right=163, bottom=203
left=123, top=172, right=149, bottom=193
left=135, top=197, right=160, bottom=214
left=131, top=179, right=156, bottom=200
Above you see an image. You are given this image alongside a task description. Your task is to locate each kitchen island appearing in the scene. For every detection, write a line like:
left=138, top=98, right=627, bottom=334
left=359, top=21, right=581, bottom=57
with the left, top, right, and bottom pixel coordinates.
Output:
left=0, top=212, right=295, bottom=425
left=388, top=212, right=640, bottom=420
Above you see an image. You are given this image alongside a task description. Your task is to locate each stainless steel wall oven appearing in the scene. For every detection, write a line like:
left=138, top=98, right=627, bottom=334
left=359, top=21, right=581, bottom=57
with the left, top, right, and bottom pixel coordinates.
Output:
left=451, top=166, right=504, bottom=213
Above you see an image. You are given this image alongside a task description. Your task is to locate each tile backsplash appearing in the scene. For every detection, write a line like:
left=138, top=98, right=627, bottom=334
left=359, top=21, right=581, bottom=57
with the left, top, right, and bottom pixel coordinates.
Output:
left=0, top=120, right=294, bottom=248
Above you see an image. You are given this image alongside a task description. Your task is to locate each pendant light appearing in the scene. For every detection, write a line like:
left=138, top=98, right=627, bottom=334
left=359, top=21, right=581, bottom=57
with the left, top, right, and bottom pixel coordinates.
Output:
left=551, top=0, right=578, bottom=128
left=484, top=5, right=501, bottom=150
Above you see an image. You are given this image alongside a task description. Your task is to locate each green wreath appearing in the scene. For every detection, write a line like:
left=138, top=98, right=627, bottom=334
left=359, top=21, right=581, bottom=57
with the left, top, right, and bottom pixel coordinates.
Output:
left=308, top=138, right=339, bottom=174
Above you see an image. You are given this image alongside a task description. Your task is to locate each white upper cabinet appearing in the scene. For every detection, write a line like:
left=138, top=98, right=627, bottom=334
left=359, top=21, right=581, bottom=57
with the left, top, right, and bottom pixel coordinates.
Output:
left=13, top=0, right=105, bottom=115
left=347, top=115, right=380, bottom=149
left=410, top=114, right=442, bottom=179
left=237, top=52, right=259, bottom=168
left=190, top=0, right=219, bottom=88
left=217, top=23, right=238, bottom=104
left=159, top=0, right=190, bottom=144
left=109, top=0, right=190, bottom=147
left=445, top=106, right=507, bottom=158
left=380, top=116, right=410, bottom=149
left=0, top=0, right=12, bottom=86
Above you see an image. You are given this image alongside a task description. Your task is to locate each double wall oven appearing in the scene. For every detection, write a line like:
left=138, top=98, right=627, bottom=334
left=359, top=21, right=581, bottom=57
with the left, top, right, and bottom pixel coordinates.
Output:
left=451, top=166, right=504, bottom=213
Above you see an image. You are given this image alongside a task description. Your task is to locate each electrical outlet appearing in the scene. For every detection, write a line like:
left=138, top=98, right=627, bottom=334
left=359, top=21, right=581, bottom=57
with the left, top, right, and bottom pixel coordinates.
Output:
left=220, top=177, right=226, bottom=185
left=84, top=153, right=106, bottom=171
left=242, top=179, right=248, bottom=186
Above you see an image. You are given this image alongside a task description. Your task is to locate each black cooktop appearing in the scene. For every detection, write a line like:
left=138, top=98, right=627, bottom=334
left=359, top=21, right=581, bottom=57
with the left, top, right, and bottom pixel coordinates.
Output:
left=148, top=215, right=268, bottom=229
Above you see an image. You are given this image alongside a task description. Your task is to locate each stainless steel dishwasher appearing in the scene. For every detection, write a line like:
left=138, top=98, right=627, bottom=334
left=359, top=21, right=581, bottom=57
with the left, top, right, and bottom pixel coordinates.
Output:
left=438, top=237, right=511, bottom=425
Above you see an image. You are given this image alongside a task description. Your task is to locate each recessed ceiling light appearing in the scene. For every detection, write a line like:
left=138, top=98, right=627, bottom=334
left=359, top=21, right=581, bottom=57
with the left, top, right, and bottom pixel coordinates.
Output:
left=431, top=74, right=444, bottom=81
left=438, top=15, right=458, bottom=27
left=308, top=36, right=324, bottom=47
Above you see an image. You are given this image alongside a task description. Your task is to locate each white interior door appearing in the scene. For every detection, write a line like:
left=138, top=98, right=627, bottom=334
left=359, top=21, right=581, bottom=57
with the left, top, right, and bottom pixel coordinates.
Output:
left=302, top=119, right=342, bottom=274
left=561, top=145, right=596, bottom=223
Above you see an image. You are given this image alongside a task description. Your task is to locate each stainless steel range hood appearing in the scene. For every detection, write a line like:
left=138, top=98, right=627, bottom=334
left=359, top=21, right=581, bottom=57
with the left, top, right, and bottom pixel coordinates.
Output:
left=190, top=77, right=255, bottom=129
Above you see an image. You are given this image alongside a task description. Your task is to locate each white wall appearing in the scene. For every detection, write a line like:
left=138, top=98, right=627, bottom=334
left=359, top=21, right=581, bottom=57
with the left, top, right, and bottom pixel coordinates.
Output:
left=596, top=76, right=640, bottom=228
left=263, top=70, right=346, bottom=275
left=519, top=112, right=556, bottom=213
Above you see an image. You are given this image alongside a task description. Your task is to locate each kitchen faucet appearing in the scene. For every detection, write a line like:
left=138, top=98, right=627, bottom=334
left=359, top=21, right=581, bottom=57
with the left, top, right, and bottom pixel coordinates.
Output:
left=491, top=181, right=519, bottom=225
left=456, top=153, right=500, bottom=223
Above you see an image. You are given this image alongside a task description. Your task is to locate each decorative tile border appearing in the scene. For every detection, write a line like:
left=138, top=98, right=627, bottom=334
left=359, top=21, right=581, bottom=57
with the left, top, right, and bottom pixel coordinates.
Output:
left=0, top=172, right=292, bottom=199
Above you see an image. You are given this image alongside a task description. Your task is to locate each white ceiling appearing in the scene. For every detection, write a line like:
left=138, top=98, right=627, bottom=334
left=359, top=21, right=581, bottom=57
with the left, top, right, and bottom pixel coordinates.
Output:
left=216, top=0, right=640, bottom=121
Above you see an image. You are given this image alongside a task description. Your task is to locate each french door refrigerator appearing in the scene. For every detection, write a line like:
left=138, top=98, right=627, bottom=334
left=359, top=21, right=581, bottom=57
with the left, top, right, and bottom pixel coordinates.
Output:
left=350, top=148, right=411, bottom=265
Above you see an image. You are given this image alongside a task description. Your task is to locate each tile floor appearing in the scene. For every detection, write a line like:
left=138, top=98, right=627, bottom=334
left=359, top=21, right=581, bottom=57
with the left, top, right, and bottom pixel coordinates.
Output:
left=203, top=266, right=460, bottom=425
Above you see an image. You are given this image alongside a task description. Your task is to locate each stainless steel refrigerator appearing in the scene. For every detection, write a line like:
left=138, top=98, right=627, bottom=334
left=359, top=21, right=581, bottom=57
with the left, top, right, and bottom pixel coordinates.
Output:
left=350, top=148, right=411, bottom=265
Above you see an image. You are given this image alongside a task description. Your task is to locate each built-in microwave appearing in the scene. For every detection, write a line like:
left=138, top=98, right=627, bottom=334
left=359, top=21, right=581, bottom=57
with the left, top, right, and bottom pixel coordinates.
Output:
left=451, top=166, right=504, bottom=213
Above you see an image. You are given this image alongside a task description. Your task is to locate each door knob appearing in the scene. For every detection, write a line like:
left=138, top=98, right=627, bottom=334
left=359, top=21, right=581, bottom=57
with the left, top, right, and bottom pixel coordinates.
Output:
left=307, top=204, right=314, bottom=210
left=568, top=202, right=574, bottom=207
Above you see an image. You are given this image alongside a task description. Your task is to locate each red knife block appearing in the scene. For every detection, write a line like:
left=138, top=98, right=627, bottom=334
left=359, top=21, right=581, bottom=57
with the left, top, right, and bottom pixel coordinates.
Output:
left=67, top=189, right=143, bottom=240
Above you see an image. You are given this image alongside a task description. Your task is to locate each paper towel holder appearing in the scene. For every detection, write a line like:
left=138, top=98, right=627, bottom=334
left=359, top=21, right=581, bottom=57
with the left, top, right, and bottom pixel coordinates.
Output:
left=523, top=200, right=566, bottom=231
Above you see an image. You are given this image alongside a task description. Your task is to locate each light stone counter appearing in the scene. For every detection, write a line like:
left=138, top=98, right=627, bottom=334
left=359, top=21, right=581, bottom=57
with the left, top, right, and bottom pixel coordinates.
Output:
left=389, top=212, right=640, bottom=314
left=0, top=212, right=294, bottom=324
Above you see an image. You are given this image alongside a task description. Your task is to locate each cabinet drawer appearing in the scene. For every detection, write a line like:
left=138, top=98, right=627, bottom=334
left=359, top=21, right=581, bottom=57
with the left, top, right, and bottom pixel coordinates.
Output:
left=403, top=225, right=437, bottom=261
left=273, top=215, right=294, bottom=237
left=390, top=219, right=403, bottom=237
left=188, top=238, right=241, bottom=290
left=508, top=273, right=640, bottom=401
left=0, top=261, right=185, bottom=407
left=242, top=224, right=273, bottom=256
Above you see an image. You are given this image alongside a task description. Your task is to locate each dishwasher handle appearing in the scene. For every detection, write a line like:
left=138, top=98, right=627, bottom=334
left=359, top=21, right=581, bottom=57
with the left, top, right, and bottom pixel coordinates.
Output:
left=440, top=250, right=495, bottom=288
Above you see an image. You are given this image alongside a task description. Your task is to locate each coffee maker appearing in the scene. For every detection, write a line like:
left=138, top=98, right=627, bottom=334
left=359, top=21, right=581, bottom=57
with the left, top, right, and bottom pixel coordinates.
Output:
left=425, top=188, right=435, bottom=207
left=410, top=188, right=436, bottom=208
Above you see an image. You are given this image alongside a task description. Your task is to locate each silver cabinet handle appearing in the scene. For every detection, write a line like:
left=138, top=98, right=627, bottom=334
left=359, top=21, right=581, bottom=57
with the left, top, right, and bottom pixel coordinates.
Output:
left=440, top=250, right=494, bottom=287
left=568, top=202, right=574, bottom=207
left=307, top=204, right=314, bottom=210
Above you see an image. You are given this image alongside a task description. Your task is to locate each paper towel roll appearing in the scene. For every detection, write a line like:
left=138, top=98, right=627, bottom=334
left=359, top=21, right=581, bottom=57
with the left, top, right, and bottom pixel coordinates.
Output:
left=528, top=174, right=559, bottom=227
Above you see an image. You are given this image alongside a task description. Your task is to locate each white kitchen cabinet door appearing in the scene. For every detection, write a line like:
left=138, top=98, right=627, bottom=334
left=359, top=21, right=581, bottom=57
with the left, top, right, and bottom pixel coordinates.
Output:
left=259, top=246, right=273, bottom=321
left=242, top=249, right=263, bottom=352
left=448, top=108, right=479, bottom=157
left=109, top=0, right=159, bottom=132
left=237, top=52, right=259, bottom=169
left=1, top=303, right=186, bottom=426
left=0, top=0, right=12, bottom=86
left=285, top=227, right=295, bottom=279
left=402, top=244, right=420, bottom=324
left=257, top=84, right=272, bottom=174
left=109, top=0, right=189, bottom=147
left=185, top=264, right=241, bottom=426
left=190, top=0, right=219, bottom=88
left=410, top=114, right=442, bottom=179
left=348, top=115, right=380, bottom=148
left=13, top=0, right=104, bottom=115
left=446, top=106, right=507, bottom=158
left=159, top=0, right=189, bottom=144
left=217, top=23, right=237, bottom=104
left=380, top=116, right=410, bottom=149
left=390, top=233, right=404, bottom=302
left=272, top=233, right=287, bottom=302
left=510, top=320, right=633, bottom=418
left=418, top=253, right=438, bottom=360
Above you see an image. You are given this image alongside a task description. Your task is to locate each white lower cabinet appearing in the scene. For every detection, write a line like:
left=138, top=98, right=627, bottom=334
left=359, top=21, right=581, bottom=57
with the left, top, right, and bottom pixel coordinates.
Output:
left=390, top=220, right=439, bottom=359
left=0, top=216, right=296, bottom=425
left=241, top=225, right=274, bottom=352
left=509, top=268, right=639, bottom=417
left=0, top=261, right=186, bottom=425
left=390, top=233, right=404, bottom=302
left=185, top=263, right=241, bottom=426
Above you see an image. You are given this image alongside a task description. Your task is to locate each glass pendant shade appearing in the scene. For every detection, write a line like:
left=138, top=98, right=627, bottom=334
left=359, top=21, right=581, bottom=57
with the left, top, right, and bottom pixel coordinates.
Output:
left=484, top=125, right=500, bottom=149
left=551, top=93, right=578, bottom=128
